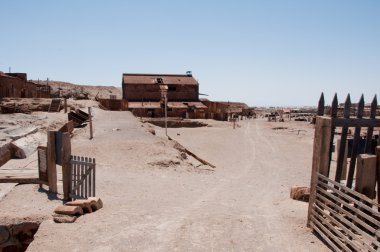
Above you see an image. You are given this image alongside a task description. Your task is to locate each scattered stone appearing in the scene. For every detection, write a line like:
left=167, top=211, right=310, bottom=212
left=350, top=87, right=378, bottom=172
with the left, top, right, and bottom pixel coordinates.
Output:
left=54, top=205, right=83, bottom=216
left=290, top=186, right=310, bottom=202
left=53, top=214, right=77, bottom=223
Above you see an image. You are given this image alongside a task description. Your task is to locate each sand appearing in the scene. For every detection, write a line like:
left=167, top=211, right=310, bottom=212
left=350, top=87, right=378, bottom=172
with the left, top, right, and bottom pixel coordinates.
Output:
left=0, top=109, right=329, bottom=251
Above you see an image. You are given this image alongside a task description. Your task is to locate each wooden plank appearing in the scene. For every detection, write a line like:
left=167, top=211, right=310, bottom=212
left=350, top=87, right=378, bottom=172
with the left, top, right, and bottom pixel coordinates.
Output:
left=310, top=216, right=349, bottom=251
left=377, top=147, right=380, bottom=207
left=308, top=116, right=332, bottom=226
left=316, top=185, right=380, bottom=229
left=315, top=190, right=379, bottom=236
left=80, top=156, right=84, bottom=198
left=336, top=139, right=348, bottom=180
left=355, top=154, right=377, bottom=199
left=318, top=173, right=379, bottom=207
left=47, top=130, right=57, bottom=193
left=88, top=107, right=93, bottom=139
left=93, top=158, right=96, bottom=197
left=364, top=95, right=377, bottom=153
left=335, top=95, right=351, bottom=182
left=310, top=221, right=341, bottom=252
left=62, top=133, right=72, bottom=201
left=347, top=95, right=365, bottom=188
left=332, top=118, right=380, bottom=128
left=312, top=207, right=365, bottom=252
left=314, top=198, right=380, bottom=250
left=0, top=177, right=46, bottom=184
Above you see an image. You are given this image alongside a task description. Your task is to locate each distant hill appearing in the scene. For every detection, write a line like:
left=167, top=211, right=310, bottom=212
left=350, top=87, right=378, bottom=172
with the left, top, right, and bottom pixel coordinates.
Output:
left=32, top=80, right=122, bottom=100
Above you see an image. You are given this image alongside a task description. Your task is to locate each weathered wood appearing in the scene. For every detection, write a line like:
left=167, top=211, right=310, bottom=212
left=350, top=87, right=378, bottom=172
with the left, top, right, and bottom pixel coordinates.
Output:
left=64, top=98, right=67, bottom=113
left=327, top=94, right=338, bottom=174
left=318, top=173, right=379, bottom=207
left=314, top=199, right=380, bottom=250
left=355, top=154, right=377, bottom=199
left=309, top=222, right=340, bottom=252
left=376, top=147, right=380, bottom=207
left=62, top=133, right=72, bottom=201
left=347, top=95, right=365, bottom=188
left=317, top=92, right=325, bottom=116
left=47, top=130, right=57, bottom=193
left=336, top=139, right=348, bottom=180
left=88, top=107, right=93, bottom=140
left=365, top=95, right=377, bottom=153
left=307, top=116, right=332, bottom=227
left=332, top=117, right=380, bottom=127
left=0, top=178, right=45, bottom=184
left=335, top=94, right=351, bottom=182
left=316, top=187, right=379, bottom=233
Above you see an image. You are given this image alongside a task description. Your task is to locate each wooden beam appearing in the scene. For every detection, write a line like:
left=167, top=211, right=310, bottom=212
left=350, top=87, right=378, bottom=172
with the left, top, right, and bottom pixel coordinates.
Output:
left=332, top=118, right=380, bottom=127
left=0, top=177, right=46, bottom=184
left=376, top=146, right=380, bottom=207
left=47, top=130, right=57, bottom=193
left=355, top=154, right=377, bottom=199
left=88, top=107, right=93, bottom=140
left=62, top=132, right=72, bottom=201
left=307, top=116, right=332, bottom=227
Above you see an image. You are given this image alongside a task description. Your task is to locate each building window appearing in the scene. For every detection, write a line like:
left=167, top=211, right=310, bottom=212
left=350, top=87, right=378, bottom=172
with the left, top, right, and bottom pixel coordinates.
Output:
left=168, top=86, right=176, bottom=91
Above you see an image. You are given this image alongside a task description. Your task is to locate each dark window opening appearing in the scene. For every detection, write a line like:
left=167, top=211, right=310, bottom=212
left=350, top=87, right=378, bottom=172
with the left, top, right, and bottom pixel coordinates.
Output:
left=168, top=86, right=176, bottom=91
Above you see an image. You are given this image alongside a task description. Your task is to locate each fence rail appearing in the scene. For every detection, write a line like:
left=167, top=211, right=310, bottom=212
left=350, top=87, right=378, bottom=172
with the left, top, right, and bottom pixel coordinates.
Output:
left=70, top=155, right=96, bottom=200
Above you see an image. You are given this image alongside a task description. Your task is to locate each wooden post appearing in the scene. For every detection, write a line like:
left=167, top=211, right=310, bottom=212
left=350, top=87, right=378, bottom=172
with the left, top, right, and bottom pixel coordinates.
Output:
left=47, top=131, right=57, bottom=193
left=64, top=98, right=67, bottom=113
left=355, top=154, right=377, bottom=199
left=62, top=133, right=72, bottom=201
left=88, top=107, right=93, bottom=140
left=336, top=139, right=348, bottom=180
left=307, top=116, right=332, bottom=227
left=376, top=147, right=380, bottom=206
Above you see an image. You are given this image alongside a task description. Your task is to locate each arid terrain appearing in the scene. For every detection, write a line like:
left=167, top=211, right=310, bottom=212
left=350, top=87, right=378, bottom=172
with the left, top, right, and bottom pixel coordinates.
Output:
left=0, top=107, right=329, bottom=251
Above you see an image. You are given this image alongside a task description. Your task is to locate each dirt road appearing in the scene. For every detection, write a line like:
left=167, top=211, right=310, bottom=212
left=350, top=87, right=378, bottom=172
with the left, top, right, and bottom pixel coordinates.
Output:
left=20, top=111, right=329, bottom=251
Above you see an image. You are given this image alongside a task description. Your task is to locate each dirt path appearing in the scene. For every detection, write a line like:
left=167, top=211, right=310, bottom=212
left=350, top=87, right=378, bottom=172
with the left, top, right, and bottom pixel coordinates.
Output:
left=19, top=111, right=329, bottom=251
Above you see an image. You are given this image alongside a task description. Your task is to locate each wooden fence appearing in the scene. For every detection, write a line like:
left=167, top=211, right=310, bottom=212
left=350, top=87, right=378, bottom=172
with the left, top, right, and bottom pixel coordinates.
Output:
left=308, top=93, right=380, bottom=251
left=70, top=155, right=96, bottom=200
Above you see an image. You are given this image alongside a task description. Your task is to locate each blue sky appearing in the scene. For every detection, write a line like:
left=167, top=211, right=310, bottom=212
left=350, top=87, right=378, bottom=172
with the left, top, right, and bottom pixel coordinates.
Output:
left=1, top=1, right=379, bottom=106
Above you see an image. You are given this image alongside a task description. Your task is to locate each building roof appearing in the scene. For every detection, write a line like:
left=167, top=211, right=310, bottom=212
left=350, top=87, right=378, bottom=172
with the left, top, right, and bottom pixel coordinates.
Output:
left=122, top=73, right=198, bottom=86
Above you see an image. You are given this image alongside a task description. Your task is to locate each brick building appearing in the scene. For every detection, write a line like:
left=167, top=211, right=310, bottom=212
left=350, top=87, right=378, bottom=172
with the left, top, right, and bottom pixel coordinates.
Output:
left=0, top=73, right=50, bottom=98
left=201, top=99, right=252, bottom=121
left=122, top=72, right=207, bottom=118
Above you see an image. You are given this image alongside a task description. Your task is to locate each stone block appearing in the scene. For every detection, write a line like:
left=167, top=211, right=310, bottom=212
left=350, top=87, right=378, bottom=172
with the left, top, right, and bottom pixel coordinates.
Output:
left=88, top=197, right=103, bottom=211
left=290, top=186, right=310, bottom=202
left=65, top=200, right=92, bottom=213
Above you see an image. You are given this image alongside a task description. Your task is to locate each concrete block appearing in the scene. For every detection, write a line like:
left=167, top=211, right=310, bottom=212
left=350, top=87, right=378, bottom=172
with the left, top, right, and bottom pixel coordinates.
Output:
left=53, top=214, right=77, bottom=223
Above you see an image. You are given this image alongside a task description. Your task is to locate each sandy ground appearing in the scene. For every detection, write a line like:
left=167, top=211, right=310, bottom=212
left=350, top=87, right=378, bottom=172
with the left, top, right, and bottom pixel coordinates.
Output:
left=0, top=110, right=329, bottom=251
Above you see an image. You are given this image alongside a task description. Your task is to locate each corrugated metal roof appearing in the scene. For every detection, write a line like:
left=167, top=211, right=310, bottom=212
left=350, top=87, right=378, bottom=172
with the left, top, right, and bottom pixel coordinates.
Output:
left=123, top=73, right=198, bottom=85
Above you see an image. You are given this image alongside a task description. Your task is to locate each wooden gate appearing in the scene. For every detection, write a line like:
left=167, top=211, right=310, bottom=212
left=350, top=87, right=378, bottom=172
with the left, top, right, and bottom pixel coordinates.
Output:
left=70, top=155, right=96, bottom=200
left=308, top=93, right=380, bottom=251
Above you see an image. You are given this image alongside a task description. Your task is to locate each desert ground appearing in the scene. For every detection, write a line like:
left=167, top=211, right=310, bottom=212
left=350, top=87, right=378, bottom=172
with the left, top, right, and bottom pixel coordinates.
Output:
left=0, top=108, right=329, bottom=251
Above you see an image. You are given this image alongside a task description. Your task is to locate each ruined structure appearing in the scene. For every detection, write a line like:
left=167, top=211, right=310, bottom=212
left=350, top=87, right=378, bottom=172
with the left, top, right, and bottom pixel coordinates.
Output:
left=0, top=73, right=50, bottom=99
left=122, top=72, right=207, bottom=118
left=201, top=99, right=252, bottom=121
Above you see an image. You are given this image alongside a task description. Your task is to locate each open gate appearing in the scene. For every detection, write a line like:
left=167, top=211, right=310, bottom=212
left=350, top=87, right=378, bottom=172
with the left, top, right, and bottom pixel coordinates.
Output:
left=70, top=155, right=96, bottom=200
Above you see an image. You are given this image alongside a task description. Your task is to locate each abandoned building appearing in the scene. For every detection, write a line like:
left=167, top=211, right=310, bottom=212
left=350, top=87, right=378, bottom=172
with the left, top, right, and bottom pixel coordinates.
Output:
left=0, top=72, right=51, bottom=99
left=201, top=99, right=252, bottom=121
left=122, top=72, right=207, bottom=118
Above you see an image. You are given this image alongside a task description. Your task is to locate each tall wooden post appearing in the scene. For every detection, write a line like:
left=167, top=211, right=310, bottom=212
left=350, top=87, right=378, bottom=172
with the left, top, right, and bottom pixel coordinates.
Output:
left=355, top=154, right=377, bottom=199
left=88, top=107, right=93, bottom=140
left=62, top=133, right=72, bottom=201
left=64, top=98, right=67, bottom=113
left=47, top=131, right=57, bottom=193
left=376, top=147, right=380, bottom=206
left=307, top=116, right=332, bottom=227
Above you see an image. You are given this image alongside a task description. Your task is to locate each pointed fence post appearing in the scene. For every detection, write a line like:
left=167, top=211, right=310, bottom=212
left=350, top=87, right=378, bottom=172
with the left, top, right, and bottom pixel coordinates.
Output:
left=347, top=95, right=365, bottom=188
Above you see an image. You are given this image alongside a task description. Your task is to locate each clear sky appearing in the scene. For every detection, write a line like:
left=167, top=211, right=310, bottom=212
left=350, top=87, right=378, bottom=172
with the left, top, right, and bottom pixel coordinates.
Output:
left=1, top=1, right=379, bottom=106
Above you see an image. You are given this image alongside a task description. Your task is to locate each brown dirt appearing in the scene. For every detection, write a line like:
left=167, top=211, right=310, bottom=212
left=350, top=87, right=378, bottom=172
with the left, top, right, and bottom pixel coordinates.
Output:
left=0, top=109, right=329, bottom=251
